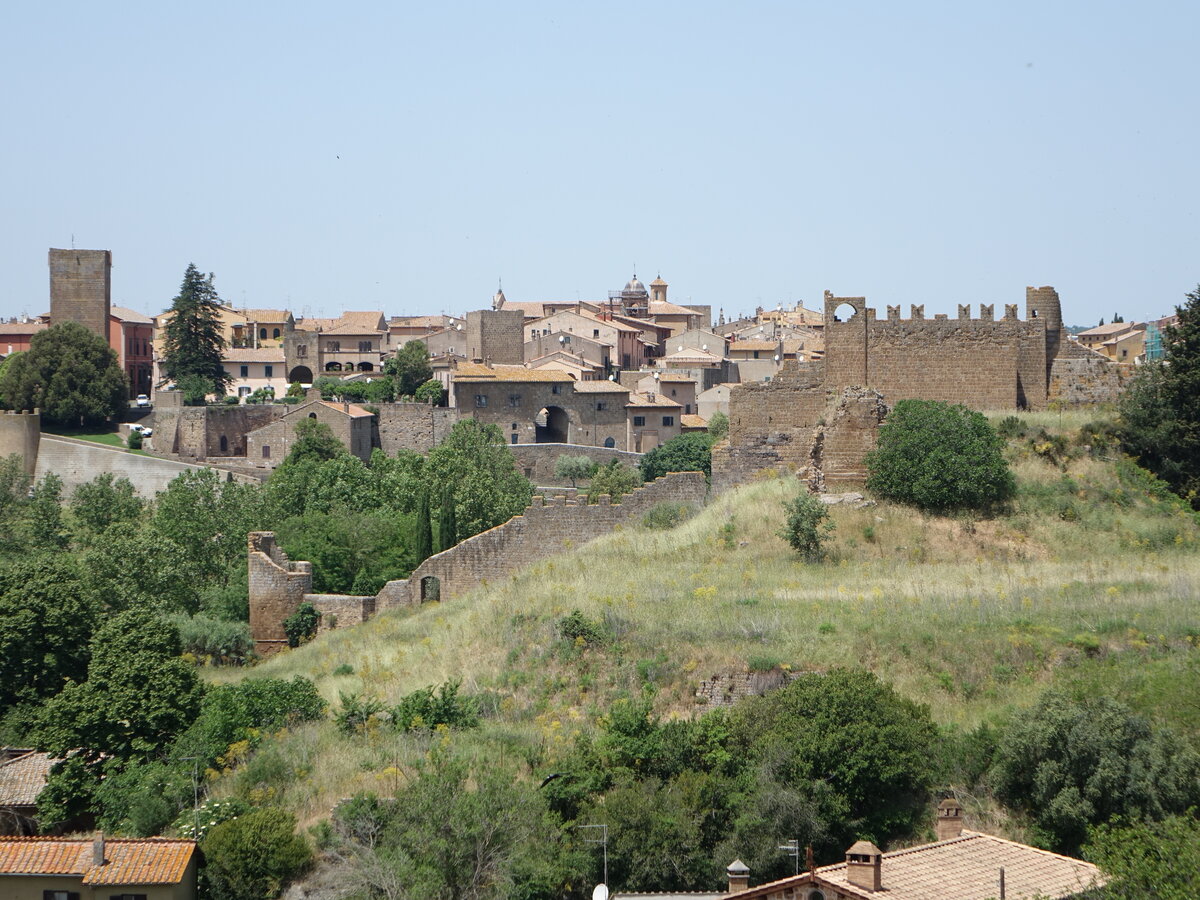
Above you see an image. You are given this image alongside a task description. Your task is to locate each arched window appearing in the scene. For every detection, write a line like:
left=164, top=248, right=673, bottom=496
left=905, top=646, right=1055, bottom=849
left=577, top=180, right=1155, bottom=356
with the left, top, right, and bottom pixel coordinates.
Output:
left=308, top=412, right=317, bottom=419
left=604, top=437, right=615, bottom=448
left=273, top=328, right=281, bottom=338
left=259, top=327, right=267, bottom=340
left=219, top=435, right=228, bottom=452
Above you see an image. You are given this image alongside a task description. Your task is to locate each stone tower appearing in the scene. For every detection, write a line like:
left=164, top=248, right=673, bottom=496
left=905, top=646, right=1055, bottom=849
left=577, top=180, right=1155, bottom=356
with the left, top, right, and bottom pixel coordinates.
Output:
left=49, top=249, right=111, bottom=343
left=650, top=275, right=668, bottom=304
left=1026, top=285, right=1063, bottom=380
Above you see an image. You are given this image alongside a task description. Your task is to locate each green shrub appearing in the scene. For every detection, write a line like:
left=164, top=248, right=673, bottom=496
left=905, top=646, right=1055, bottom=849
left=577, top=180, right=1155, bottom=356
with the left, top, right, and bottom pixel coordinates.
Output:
left=642, top=501, right=695, bottom=530
left=558, top=610, right=610, bottom=646
left=778, top=490, right=834, bottom=560
left=707, top=410, right=729, bottom=441
left=865, top=400, right=1015, bottom=513
left=392, top=680, right=479, bottom=732
left=747, top=653, right=784, bottom=672
left=201, top=808, right=311, bottom=900
left=335, top=692, right=386, bottom=734
left=168, top=613, right=255, bottom=665
left=222, top=395, right=240, bottom=406
left=173, top=797, right=248, bottom=841
left=332, top=663, right=354, bottom=676
left=555, top=454, right=598, bottom=488
left=126, top=430, right=143, bottom=450
left=587, top=459, right=643, bottom=503
left=282, top=602, right=320, bottom=648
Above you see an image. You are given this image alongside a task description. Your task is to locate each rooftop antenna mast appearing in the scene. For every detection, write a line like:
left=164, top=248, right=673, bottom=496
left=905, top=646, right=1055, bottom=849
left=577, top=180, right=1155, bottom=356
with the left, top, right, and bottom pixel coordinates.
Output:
left=579, top=823, right=609, bottom=895
left=778, top=838, right=800, bottom=875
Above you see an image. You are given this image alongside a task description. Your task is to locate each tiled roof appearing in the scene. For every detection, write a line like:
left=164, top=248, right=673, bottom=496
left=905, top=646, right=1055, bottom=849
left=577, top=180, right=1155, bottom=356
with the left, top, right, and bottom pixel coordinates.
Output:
left=726, top=832, right=1103, bottom=900
left=0, top=322, right=47, bottom=335
left=0, top=837, right=196, bottom=885
left=391, top=315, right=452, bottom=328
left=1077, top=321, right=1140, bottom=338
left=0, top=750, right=56, bottom=805
left=240, top=308, right=291, bottom=321
left=222, top=348, right=286, bottom=362
left=453, top=363, right=574, bottom=383
left=647, top=373, right=696, bottom=383
left=572, top=380, right=630, bottom=393
left=680, top=414, right=708, bottom=428
left=729, top=340, right=780, bottom=351
left=110, top=306, right=154, bottom=325
left=297, top=311, right=386, bottom=333
left=318, top=400, right=374, bottom=418
left=661, top=347, right=723, bottom=364
left=647, top=300, right=703, bottom=317
left=627, top=391, right=682, bottom=409
left=500, top=301, right=549, bottom=318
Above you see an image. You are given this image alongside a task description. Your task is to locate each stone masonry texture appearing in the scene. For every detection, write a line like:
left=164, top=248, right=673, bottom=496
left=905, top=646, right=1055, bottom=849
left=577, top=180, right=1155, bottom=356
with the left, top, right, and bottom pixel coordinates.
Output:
left=49, top=249, right=111, bottom=344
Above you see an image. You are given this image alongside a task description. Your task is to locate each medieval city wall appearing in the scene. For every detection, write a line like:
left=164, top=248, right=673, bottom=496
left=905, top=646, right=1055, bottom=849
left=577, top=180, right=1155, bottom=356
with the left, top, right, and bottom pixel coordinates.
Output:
left=154, top=404, right=281, bottom=459
left=248, top=533, right=313, bottom=654
left=0, top=411, right=41, bottom=475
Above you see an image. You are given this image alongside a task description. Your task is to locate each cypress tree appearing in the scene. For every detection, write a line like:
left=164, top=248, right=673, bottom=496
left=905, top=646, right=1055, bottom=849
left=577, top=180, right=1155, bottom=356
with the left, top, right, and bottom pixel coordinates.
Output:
left=437, top=484, right=458, bottom=552
left=415, top=486, right=433, bottom=563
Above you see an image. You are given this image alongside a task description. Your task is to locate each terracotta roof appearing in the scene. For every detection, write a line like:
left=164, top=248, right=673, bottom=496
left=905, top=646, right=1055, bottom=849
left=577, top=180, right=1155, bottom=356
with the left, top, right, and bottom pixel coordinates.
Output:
left=453, top=363, right=574, bottom=383
left=538, top=310, right=644, bottom=334
left=0, top=750, right=56, bottom=805
left=318, top=400, right=374, bottom=418
left=391, top=315, right=452, bottom=328
left=572, top=380, right=630, bottom=393
left=297, top=311, right=386, bottom=333
left=0, top=837, right=196, bottom=885
left=680, top=414, right=708, bottom=428
left=0, top=322, right=47, bottom=335
left=222, top=348, right=285, bottom=362
left=500, top=301, right=549, bottom=318
left=110, top=306, right=154, bottom=325
left=647, top=300, right=703, bottom=317
left=661, top=347, right=723, bottom=364
left=240, top=308, right=291, bottom=321
left=627, top=391, right=682, bottom=409
left=726, top=832, right=1103, bottom=900
left=647, top=373, right=696, bottom=383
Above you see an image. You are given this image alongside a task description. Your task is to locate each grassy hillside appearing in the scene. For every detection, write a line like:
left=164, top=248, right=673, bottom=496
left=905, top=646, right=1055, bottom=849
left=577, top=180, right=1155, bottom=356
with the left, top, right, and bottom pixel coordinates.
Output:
left=204, top=410, right=1200, bottom=838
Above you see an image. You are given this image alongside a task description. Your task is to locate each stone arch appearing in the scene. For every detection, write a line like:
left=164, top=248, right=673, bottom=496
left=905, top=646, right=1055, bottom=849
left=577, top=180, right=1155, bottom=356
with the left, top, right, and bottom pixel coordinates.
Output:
left=604, top=436, right=616, bottom=448
left=535, top=406, right=570, bottom=443
left=357, top=362, right=374, bottom=372
left=420, top=575, right=441, bottom=602
left=325, top=362, right=343, bottom=372
left=288, top=365, right=313, bottom=384
left=831, top=302, right=859, bottom=323
left=308, top=412, right=317, bottom=419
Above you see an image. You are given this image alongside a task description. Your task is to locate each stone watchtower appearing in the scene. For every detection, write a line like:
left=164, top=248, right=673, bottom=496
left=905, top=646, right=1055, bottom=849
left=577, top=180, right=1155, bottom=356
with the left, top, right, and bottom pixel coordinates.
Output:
left=49, top=249, right=111, bottom=343
left=1026, top=285, right=1063, bottom=382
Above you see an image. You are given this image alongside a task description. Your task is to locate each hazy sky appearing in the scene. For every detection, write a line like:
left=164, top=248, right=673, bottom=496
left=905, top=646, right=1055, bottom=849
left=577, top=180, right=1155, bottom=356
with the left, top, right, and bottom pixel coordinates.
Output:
left=3, top=2, right=1197, bottom=326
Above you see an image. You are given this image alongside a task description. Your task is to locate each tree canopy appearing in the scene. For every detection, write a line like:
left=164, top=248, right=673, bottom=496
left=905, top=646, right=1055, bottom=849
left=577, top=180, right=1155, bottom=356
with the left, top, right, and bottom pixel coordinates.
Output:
left=1120, top=285, right=1200, bottom=507
left=161, top=264, right=230, bottom=394
left=385, top=340, right=433, bottom=397
left=639, top=432, right=714, bottom=481
left=424, top=419, right=533, bottom=539
left=0, top=322, right=127, bottom=425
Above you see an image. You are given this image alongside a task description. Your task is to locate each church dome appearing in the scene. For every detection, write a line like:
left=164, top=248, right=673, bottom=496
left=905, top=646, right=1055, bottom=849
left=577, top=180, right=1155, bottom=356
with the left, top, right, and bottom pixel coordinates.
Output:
left=624, top=274, right=647, bottom=294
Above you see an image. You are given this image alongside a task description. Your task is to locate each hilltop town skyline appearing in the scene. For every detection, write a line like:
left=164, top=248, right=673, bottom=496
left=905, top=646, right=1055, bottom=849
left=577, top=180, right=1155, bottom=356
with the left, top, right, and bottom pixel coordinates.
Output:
left=2, top=4, right=1198, bottom=326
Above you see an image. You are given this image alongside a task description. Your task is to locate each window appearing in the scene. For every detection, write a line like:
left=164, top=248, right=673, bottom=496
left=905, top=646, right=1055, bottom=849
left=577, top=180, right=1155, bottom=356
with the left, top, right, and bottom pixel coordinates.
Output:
left=670, top=388, right=677, bottom=396
left=219, top=435, right=228, bottom=452
left=508, top=394, right=522, bottom=407
left=109, top=894, right=146, bottom=900
left=475, top=395, right=488, bottom=408
left=45, top=891, right=80, bottom=900
left=593, top=329, right=600, bottom=338
left=662, top=416, right=674, bottom=426
left=328, top=340, right=340, bottom=352
left=359, top=340, right=372, bottom=352
left=604, top=437, right=615, bottom=448
left=264, top=365, right=273, bottom=377
left=511, top=434, right=518, bottom=444
left=685, top=403, right=692, bottom=414
left=262, top=445, right=271, bottom=459
left=259, top=328, right=267, bottom=340
left=633, top=415, right=645, bottom=427
left=511, top=423, right=518, bottom=430
left=297, top=344, right=308, bottom=357
left=273, top=328, right=281, bottom=339
left=596, top=401, right=608, bottom=411
left=240, top=365, right=249, bottom=378
left=551, top=384, right=562, bottom=395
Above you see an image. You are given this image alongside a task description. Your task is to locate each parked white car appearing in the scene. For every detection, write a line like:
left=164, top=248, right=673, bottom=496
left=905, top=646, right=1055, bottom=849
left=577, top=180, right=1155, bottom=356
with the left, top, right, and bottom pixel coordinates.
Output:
left=129, top=424, right=153, bottom=437
left=136, top=394, right=151, bottom=408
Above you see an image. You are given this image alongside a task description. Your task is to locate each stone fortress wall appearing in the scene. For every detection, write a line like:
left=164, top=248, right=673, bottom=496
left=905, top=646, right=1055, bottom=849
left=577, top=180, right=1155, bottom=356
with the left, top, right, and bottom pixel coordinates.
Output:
left=248, top=470, right=708, bottom=651
left=713, top=285, right=1125, bottom=492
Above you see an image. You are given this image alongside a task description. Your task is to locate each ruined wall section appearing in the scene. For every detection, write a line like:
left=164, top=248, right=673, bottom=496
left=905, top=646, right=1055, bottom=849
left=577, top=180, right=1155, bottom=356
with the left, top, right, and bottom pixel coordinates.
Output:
left=710, top=362, right=827, bottom=494
left=248, top=532, right=312, bottom=655
left=810, top=388, right=888, bottom=492
left=386, top=471, right=709, bottom=608
left=1049, top=353, right=1130, bottom=406
left=510, top=443, right=642, bottom=484
left=154, top=405, right=281, bottom=460
left=374, top=402, right=458, bottom=455
left=306, top=593, right=375, bottom=635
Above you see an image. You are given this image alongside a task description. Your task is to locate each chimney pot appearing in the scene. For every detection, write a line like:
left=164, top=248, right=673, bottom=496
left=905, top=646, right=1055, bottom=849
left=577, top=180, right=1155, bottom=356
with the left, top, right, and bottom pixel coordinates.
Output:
left=726, top=859, right=750, bottom=894
left=845, top=840, right=882, bottom=892
left=92, top=831, right=105, bottom=866
left=936, top=798, right=964, bottom=841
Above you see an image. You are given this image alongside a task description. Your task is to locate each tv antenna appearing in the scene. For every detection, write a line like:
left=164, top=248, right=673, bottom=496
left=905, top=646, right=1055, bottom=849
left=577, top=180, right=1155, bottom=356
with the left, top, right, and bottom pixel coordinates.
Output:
left=579, top=823, right=608, bottom=896
left=778, top=838, right=800, bottom=875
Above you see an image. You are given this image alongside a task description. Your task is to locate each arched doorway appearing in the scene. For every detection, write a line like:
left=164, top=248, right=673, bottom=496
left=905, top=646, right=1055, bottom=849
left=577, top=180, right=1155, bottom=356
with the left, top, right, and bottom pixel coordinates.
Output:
left=325, top=362, right=343, bottom=372
left=288, top=365, right=313, bottom=384
left=357, top=362, right=374, bottom=372
left=535, top=406, right=569, bottom=443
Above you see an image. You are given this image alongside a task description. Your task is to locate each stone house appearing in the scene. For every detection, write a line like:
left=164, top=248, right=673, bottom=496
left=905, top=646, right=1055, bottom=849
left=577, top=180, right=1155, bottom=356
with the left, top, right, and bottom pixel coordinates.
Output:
left=637, top=373, right=697, bottom=416
left=244, top=397, right=375, bottom=466
left=0, top=836, right=199, bottom=900
left=221, top=347, right=287, bottom=400
left=626, top=390, right=682, bottom=451
left=284, top=311, right=390, bottom=383
left=1075, top=320, right=1141, bottom=353
left=525, top=309, right=651, bottom=370
left=524, top=330, right=613, bottom=373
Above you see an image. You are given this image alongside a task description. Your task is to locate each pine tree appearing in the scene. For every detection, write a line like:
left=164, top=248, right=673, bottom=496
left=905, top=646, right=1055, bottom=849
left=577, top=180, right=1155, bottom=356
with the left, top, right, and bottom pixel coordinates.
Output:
left=415, top=486, right=433, bottom=563
left=162, top=264, right=230, bottom=393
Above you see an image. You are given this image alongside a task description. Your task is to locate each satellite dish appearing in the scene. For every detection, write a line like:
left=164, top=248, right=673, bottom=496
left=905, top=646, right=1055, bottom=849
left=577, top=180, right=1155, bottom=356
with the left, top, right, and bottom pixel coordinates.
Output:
left=702, top=343, right=708, bottom=351
left=592, top=885, right=608, bottom=900
left=677, top=345, right=683, bottom=352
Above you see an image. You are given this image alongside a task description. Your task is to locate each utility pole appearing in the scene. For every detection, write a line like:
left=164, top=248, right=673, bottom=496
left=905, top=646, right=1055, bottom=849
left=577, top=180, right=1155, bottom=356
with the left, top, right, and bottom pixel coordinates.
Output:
left=579, top=823, right=609, bottom=888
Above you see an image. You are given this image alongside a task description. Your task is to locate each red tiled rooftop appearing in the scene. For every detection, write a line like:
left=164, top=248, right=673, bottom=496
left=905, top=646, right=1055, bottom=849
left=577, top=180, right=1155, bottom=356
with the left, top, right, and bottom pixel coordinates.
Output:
left=0, top=837, right=196, bottom=885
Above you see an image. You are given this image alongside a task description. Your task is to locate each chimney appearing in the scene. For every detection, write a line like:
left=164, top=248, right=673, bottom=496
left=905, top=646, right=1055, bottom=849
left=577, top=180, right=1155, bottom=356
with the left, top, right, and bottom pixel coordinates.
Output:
left=845, top=841, right=882, bottom=892
left=936, top=798, right=964, bottom=841
left=92, top=831, right=105, bottom=866
left=726, top=859, right=749, bottom=894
